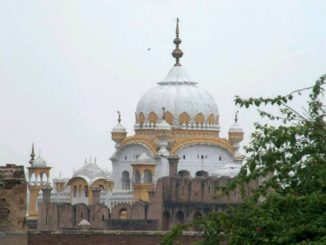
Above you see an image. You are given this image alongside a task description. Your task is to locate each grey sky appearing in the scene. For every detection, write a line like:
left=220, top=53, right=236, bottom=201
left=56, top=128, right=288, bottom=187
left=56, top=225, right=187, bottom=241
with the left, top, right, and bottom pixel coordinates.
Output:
left=0, top=1, right=325, bottom=179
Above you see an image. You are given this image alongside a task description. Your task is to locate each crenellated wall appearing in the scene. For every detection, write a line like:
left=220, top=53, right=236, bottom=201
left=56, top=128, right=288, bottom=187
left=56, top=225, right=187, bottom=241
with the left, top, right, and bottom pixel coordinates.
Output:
left=37, top=202, right=110, bottom=231
left=37, top=174, right=256, bottom=231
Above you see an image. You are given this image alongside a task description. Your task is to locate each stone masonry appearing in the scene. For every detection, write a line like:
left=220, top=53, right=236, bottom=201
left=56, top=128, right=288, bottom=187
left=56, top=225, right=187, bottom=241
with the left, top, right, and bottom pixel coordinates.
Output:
left=0, top=164, right=26, bottom=231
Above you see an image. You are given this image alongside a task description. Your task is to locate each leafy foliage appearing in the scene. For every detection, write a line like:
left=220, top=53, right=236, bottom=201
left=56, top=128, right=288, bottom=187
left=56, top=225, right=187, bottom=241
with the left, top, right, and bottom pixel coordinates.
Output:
left=231, top=75, right=326, bottom=198
left=159, top=224, right=189, bottom=245
left=161, top=75, right=326, bottom=244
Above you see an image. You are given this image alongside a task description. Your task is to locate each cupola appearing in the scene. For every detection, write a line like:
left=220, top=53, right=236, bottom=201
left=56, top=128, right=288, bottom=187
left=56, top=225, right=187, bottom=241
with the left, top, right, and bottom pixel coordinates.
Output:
left=228, top=111, right=244, bottom=160
left=111, top=111, right=127, bottom=147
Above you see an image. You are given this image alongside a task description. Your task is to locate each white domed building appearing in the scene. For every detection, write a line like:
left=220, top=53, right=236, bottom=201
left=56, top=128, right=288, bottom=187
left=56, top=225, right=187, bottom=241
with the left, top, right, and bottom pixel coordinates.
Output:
left=110, top=19, right=244, bottom=201
left=27, top=20, right=246, bottom=220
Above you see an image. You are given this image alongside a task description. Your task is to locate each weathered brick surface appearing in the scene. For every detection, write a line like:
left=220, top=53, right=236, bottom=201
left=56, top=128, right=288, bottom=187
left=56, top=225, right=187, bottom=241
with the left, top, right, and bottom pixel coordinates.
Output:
left=0, top=231, right=27, bottom=245
left=27, top=230, right=202, bottom=245
left=0, top=164, right=26, bottom=231
left=106, top=219, right=158, bottom=230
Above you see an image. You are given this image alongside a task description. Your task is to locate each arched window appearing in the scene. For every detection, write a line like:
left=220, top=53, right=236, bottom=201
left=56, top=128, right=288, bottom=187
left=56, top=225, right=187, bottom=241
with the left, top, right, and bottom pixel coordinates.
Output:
left=176, top=210, right=185, bottom=224
left=139, top=112, right=145, bottom=126
left=178, top=170, right=190, bottom=177
left=196, top=170, right=209, bottom=177
left=148, top=111, right=158, bottom=125
left=162, top=211, right=171, bottom=230
left=193, top=210, right=202, bottom=221
left=30, top=173, right=36, bottom=184
left=207, top=113, right=215, bottom=124
left=144, top=169, right=152, bottom=183
left=179, top=112, right=190, bottom=125
left=122, top=171, right=130, bottom=190
left=134, top=170, right=141, bottom=183
left=194, top=113, right=205, bottom=126
left=78, top=185, right=82, bottom=197
left=119, top=209, right=128, bottom=219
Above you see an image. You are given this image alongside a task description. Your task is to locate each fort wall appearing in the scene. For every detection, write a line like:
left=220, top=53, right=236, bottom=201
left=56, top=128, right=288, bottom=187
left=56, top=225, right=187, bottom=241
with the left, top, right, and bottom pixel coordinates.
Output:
left=27, top=230, right=203, bottom=245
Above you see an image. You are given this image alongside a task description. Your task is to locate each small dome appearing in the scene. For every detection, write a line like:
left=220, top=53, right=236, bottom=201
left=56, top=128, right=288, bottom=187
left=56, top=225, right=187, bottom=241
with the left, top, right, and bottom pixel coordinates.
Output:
left=229, top=123, right=243, bottom=133
left=156, top=119, right=172, bottom=130
left=32, top=156, right=46, bottom=167
left=78, top=219, right=91, bottom=230
left=112, top=123, right=126, bottom=133
left=79, top=219, right=90, bottom=226
left=135, top=153, right=154, bottom=165
left=73, top=163, right=107, bottom=180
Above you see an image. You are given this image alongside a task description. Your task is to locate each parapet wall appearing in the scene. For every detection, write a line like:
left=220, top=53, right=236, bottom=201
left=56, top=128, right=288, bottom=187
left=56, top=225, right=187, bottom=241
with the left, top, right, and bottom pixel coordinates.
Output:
left=28, top=230, right=203, bottom=245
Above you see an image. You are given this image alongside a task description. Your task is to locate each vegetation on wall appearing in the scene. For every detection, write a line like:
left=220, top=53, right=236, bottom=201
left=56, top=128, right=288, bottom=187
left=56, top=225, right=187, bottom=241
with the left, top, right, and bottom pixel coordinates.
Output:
left=161, top=74, right=326, bottom=245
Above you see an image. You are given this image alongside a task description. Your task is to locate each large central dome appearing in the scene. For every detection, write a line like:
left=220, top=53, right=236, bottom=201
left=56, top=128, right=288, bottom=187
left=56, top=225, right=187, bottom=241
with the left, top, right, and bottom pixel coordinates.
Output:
left=134, top=18, right=219, bottom=131
left=135, top=66, right=219, bottom=129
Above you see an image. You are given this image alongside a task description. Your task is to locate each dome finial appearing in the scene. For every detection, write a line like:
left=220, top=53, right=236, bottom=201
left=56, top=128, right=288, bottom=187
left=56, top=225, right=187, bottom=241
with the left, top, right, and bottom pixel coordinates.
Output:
left=117, top=110, right=121, bottom=124
left=29, top=143, right=35, bottom=164
left=162, top=107, right=166, bottom=120
left=235, top=111, right=239, bottom=124
left=172, top=18, right=183, bottom=66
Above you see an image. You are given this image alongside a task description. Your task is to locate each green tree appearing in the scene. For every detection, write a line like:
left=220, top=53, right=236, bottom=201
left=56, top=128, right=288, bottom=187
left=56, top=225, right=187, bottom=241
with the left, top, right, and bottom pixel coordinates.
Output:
left=161, top=75, right=326, bottom=245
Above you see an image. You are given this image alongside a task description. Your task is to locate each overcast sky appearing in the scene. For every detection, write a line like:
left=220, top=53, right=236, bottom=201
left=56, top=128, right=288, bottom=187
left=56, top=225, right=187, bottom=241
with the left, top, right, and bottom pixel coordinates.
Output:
left=0, top=1, right=325, bottom=179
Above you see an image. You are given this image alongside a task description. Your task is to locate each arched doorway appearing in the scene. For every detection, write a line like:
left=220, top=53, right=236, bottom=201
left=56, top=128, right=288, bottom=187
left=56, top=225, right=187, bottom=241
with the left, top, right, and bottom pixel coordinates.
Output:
left=175, top=210, right=185, bottom=224
left=192, top=210, right=203, bottom=231
left=193, top=210, right=202, bottom=221
left=119, top=209, right=128, bottom=219
left=162, top=211, right=171, bottom=230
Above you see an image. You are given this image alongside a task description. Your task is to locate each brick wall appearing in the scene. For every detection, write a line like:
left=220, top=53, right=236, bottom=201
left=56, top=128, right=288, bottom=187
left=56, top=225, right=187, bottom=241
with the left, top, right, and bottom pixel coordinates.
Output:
left=106, top=219, right=158, bottom=230
left=0, top=164, right=26, bottom=231
left=27, top=230, right=203, bottom=245
left=0, top=231, right=27, bottom=245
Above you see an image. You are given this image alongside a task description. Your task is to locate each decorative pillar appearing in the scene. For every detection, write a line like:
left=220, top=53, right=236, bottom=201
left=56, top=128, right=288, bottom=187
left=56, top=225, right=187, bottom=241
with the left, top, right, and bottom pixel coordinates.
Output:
left=167, top=155, right=180, bottom=177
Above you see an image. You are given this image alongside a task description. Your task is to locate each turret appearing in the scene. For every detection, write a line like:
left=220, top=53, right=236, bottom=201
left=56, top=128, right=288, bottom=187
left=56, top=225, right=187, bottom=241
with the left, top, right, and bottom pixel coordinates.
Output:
left=111, top=111, right=127, bottom=147
left=131, top=153, right=156, bottom=202
left=228, top=111, right=244, bottom=160
left=27, top=144, right=51, bottom=219
left=53, top=173, right=66, bottom=193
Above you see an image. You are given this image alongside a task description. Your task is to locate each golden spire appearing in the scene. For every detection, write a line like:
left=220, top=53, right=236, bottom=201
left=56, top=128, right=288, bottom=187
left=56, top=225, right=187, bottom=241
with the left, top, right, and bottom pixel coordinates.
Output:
left=235, top=111, right=239, bottom=124
left=172, top=18, right=183, bottom=66
left=29, top=143, right=35, bottom=165
left=117, top=110, right=121, bottom=124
